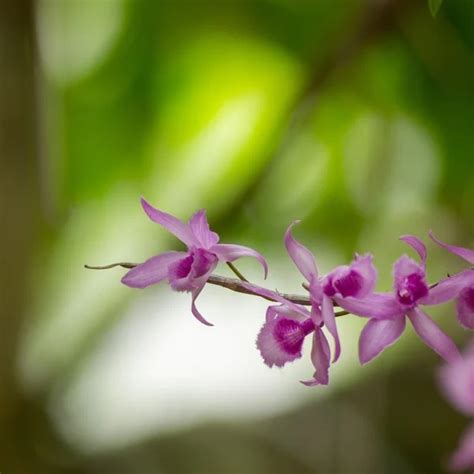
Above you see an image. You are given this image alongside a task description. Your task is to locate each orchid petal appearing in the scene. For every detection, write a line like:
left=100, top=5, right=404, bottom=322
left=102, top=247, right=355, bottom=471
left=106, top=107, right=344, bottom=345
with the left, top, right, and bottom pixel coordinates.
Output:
left=141, top=198, right=196, bottom=247
left=336, top=293, right=404, bottom=319
left=457, top=286, right=474, bottom=329
left=326, top=255, right=377, bottom=299
left=393, top=255, right=425, bottom=282
left=430, top=231, right=474, bottom=265
left=301, top=329, right=330, bottom=386
left=168, top=249, right=218, bottom=292
left=349, top=254, right=377, bottom=297
left=322, top=295, right=340, bottom=362
left=210, top=244, right=268, bottom=278
left=400, top=235, right=427, bottom=265
left=358, top=316, right=406, bottom=364
left=256, top=317, right=305, bottom=368
left=121, top=252, right=185, bottom=288
left=393, top=255, right=428, bottom=306
left=190, top=285, right=213, bottom=326
left=448, top=423, right=474, bottom=472
left=266, top=304, right=307, bottom=323
left=421, top=270, right=474, bottom=305
left=189, top=209, right=219, bottom=249
left=408, top=308, right=461, bottom=364
left=284, top=221, right=318, bottom=281
left=240, top=282, right=311, bottom=319
left=438, top=346, right=474, bottom=416
left=308, top=276, right=323, bottom=325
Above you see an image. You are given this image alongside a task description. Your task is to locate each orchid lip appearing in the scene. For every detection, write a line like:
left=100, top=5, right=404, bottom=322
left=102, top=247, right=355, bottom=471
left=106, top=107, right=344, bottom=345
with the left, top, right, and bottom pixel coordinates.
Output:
left=301, top=318, right=316, bottom=335
left=462, top=286, right=474, bottom=311
left=333, top=269, right=364, bottom=297
left=396, top=273, right=429, bottom=306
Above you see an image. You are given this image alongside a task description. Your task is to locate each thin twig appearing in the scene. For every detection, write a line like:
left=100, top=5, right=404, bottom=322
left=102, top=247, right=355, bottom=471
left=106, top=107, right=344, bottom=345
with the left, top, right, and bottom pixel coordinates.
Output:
left=85, top=262, right=137, bottom=270
left=85, top=261, right=450, bottom=320
left=84, top=262, right=312, bottom=305
left=84, top=262, right=348, bottom=312
left=226, top=262, right=249, bottom=282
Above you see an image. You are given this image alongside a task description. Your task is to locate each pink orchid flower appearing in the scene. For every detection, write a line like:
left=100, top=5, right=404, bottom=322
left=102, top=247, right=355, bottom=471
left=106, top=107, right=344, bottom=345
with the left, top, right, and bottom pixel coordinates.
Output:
left=284, top=221, right=378, bottom=363
left=439, top=341, right=474, bottom=471
left=244, top=283, right=332, bottom=386
left=121, top=198, right=268, bottom=325
left=428, top=231, right=474, bottom=329
left=338, top=235, right=461, bottom=365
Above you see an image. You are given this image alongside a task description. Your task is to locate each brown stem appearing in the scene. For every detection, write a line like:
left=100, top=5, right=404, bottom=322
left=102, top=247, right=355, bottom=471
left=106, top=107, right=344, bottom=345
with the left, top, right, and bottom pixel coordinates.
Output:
left=85, top=260, right=454, bottom=319
left=84, top=262, right=349, bottom=317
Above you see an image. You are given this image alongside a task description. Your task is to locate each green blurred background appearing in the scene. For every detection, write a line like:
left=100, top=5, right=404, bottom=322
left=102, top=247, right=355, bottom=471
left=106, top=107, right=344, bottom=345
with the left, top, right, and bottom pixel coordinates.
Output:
left=2, top=0, right=474, bottom=472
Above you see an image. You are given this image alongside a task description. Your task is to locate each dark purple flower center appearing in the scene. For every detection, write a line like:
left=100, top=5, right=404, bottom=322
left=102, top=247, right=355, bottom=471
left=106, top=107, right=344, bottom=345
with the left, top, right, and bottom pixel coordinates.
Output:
left=397, top=273, right=428, bottom=306
left=168, top=248, right=218, bottom=292
left=461, top=286, right=474, bottom=311
left=323, top=280, right=336, bottom=297
left=172, top=255, right=194, bottom=279
left=334, top=270, right=363, bottom=298
left=170, top=249, right=217, bottom=280
left=192, top=248, right=217, bottom=277
left=274, top=318, right=314, bottom=355
left=324, top=270, right=363, bottom=298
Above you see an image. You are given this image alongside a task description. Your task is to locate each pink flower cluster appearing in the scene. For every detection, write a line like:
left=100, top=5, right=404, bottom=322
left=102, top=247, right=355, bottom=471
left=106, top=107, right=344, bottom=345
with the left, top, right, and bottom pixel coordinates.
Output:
left=122, top=199, right=473, bottom=387
left=102, top=198, right=474, bottom=471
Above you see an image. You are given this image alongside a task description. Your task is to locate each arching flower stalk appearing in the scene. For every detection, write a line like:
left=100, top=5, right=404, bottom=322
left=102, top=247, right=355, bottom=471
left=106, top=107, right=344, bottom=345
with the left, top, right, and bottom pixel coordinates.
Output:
left=87, top=200, right=474, bottom=387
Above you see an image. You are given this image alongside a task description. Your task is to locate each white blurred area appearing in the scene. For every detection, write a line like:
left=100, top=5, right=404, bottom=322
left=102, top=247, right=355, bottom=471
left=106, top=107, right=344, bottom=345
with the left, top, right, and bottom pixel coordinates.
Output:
left=50, top=267, right=364, bottom=454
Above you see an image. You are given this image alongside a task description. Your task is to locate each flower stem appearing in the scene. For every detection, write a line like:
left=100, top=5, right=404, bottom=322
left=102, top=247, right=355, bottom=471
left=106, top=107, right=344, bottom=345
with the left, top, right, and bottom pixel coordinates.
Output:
left=226, top=262, right=249, bottom=282
left=91, top=262, right=460, bottom=319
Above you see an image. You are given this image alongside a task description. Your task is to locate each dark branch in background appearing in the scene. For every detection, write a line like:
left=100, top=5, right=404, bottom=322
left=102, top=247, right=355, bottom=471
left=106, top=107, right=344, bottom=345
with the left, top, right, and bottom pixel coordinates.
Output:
left=217, top=0, right=416, bottom=229
left=86, top=1, right=419, bottom=320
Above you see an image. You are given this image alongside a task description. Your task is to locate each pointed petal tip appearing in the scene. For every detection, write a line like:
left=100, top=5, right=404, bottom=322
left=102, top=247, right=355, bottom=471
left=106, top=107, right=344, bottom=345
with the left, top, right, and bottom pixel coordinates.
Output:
left=399, top=234, right=427, bottom=264
left=191, top=306, right=214, bottom=326
left=429, top=231, right=474, bottom=265
left=284, top=221, right=318, bottom=281
left=300, top=379, right=327, bottom=387
left=121, top=274, right=135, bottom=287
left=211, top=243, right=268, bottom=279
left=140, top=196, right=152, bottom=211
left=408, top=308, right=462, bottom=364
left=191, top=287, right=214, bottom=326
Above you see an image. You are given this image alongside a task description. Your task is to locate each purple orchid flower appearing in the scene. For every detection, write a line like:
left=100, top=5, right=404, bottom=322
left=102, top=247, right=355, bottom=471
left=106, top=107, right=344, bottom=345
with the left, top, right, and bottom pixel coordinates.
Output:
left=121, top=198, right=268, bottom=326
left=339, top=235, right=461, bottom=365
left=438, top=341, right=474, bottom=471
left=427, top=231, right=474, bottom=329
left=284, top=221, right=378, bottom=363
left=242, top=283, right=332, bottom=386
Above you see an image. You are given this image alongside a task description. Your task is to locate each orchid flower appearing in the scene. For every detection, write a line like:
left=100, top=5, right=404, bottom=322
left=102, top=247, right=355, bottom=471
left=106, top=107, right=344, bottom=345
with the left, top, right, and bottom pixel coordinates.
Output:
left=284, top=221, right=378, bottom=363
left=121, top=198, right=268, bottom=325
left=339, top=235, right=461, bottom=365
left=438, top=341, right=474, bottom=471
left=427, top=231, right=474, bottom=329
left=243, top=283, right=332, bottom=386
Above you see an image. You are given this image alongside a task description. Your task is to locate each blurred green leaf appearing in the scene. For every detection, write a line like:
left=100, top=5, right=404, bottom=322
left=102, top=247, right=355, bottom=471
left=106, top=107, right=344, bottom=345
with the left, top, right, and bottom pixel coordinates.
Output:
left=428, top=0, right=443, bottom=17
